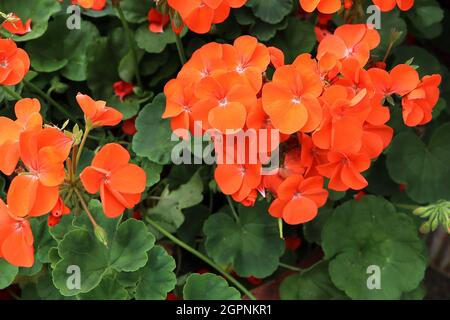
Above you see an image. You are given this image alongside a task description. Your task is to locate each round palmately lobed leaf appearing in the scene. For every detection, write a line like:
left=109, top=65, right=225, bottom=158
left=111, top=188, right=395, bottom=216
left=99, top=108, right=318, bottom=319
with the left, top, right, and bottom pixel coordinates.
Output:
left=322, top=196, right=427, bottom=300
left=203, top=201, right=285, bottom=278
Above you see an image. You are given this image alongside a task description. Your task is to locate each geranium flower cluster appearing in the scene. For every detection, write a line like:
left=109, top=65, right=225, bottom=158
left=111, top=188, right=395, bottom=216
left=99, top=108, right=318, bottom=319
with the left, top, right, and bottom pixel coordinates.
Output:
left=163, top=26, right=441, bottom=226
left=167, top=0, right=247, bottom=34
left=0, top=37, right=146, bottom=266
left=299, top=0, right=414, bottom=13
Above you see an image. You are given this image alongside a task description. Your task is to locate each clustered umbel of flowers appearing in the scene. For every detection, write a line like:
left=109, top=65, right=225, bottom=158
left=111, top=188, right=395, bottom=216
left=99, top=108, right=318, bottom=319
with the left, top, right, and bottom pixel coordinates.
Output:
left=163, top=26, right=441, bottom=225
left=0, top=37, right=146, bottom=268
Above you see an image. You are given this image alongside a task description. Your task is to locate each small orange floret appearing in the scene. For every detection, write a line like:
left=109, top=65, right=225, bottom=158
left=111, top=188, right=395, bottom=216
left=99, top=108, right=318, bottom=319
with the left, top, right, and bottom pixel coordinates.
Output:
left=80, top=143, right=147, bottom=218
left=0, top=199, right=34, bottom=267
left=76, top=93, right=123, bottom=128
left=2, top=13, right=32, bottom=35
left=372, top=0, right=414, bottom=12
left=299, top=0, right=342, bottom=14
left=0, top=38, right=30, bottom=85
left=268, top=174, right=328, bottom=225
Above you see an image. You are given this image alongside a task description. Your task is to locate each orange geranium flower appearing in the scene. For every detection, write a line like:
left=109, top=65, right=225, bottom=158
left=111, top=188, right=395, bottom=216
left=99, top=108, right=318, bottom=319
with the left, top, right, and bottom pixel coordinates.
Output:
left=214, top=162, right=262, bottom=196
left=177, top=42, right=227, bottom=85
left=163, top=78, right=196, bottom=138
left=401, top=74, right=441, bottom=127
left=74, top=0, right=106, bottom=10
left=7, top=128, right=73, bottom=218
left=317, top=151, right=370, bottom=191
left=76, top=93, right=123, bottom=128
left=0, top=98, right=42, bottom=175
left=222, top=35, right=270, bottom=93
left=0, top=38, right=30, bottom=85
left=360, top=123, right=393, bottom=159
left=262, top=64, right=323, bottom=134
left=168, top=0, right=246, bottom=33
left=313, top=85, right=371, bottom=153
left=268, top=175, right=328, bottom=225
left=372, top=0, right=414, bottom=12
left=80, top=143, right=146, bottom=218
left=299, top=0, right=342, bottom=14
left=298, top=133, right=328, bottom=177
left=2, top=13, right=32, bottom=35
left=317, top=24, right=380, bottom=67
left=368, top=64, right=420, bottom=98
left=193, top=72, right=256, bottom=132
left=147, top=8, right=170, bottom=33
left=0, top=199, right=34, bottom=267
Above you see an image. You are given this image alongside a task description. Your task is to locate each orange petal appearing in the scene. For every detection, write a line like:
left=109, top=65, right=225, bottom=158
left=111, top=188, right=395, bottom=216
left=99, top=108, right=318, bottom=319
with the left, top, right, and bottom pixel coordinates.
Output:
left=80, top=167, right=104, bottom=194
left=390, top=64, right=420, bottom=96
left=372, top=0, right=397, bottom=11
left=29, top=183, right=59, bottom=217
left=92, top=143, right=130, bottom=171
left=76, top=93, right=98, bottom=119
left=1, top=219, right=34, bottom=267
left=208, top=102, right=247, bottom=133
left=317, top=0, right=341, bottom=14
left=268, top=198, right=288, bottom=219
left=100, top=183, right=126, bottom=218
left=7, top=175, right=39, bottom=218
left=340, top=163, right=368, bottom=190
left=283, top=197, right=318, bottom=225
left=110, top=164, right=146, bottom=194
left=214, top=164, right=244, bottom=194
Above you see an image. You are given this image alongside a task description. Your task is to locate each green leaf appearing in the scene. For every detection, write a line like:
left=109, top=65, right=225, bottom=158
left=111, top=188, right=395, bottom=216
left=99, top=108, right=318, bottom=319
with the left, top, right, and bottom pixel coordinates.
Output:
left=178, top=204, right=210, bottom=246
left=148, top=170, right=204, bottom=235
left=78, top=276, right=129, bottom=300
left=131, top=246, right=177, bottom=300
left=119, top=0, right=153, bottom=23
left=52, top=201, right=155, bottom=296
left=0, top=259, right=18, bottom=289
left=183, top=273, right=241, bottom=300
left=246, top=0, right=293, bottom=24
left=135, top=25, right=187, bottom=54
left=407, top=0, right=444, bottom=29
left=249, top=19, right=288, bottom=41
left=272, top=17, right=316, bottom=63
left=322, top=196, right=427, bottom=299
left=386, top=123, right=450, bottom=203
left=118, top=49, right=145, bottom=83
left=280, top=261, right=347, bottom=300
left=30, top=216, right=57, bottom=264
left=133, top=93, right=178, bottom=164
left=303, top=205, right=333, bottom=245
left=140, top=158, right=163, bottom=187
left=401, top=282, right=426, bottom=300
left=25, top=16, right=100, bottom=81
left=0, top=0, right=61, bottom=42
left=392, top=46, right=441, bottom=77
left=203, top=201, right=285, bottom=278
left=86, top=28, right=128, bottom=99
left=36, top=272, right=74, bottom=300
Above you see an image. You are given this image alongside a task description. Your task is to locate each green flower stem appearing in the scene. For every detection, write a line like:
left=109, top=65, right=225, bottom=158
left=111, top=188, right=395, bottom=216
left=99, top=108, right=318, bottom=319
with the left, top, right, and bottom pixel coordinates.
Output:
left=23, top=79, right=77, bottom=123
left=226, top=195, right=240, bottom=224
left=145, top=217, right=257, bottom=300
left=174, top=31, right=186, bottom=65
left=75, top=124, right=91, bottom=170
left=279, top=262, right=303, bottom=273
left=74, top=188, right=98, bottom=228
left=2, top=86, right=22, bottom=100
left=114, top=2, right=143, bottom=88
